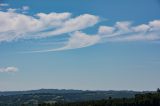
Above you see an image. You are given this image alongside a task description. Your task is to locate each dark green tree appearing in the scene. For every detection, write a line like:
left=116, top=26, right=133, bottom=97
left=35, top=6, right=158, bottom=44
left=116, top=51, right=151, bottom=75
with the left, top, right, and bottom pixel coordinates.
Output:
left=157, top=88, right=160, bottom=93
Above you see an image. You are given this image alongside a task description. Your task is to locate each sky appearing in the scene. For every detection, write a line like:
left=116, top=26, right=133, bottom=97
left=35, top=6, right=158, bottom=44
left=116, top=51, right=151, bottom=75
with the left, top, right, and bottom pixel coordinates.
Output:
left=0, top=0, right=160, bottom=91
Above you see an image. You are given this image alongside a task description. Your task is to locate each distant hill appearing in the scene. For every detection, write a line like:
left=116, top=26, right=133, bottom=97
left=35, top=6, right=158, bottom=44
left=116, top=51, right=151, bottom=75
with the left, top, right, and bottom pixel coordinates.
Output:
left=0, top=89, right=149, bottom=105
left=0, top=89, right=83, bottom=96
left=40, top=92, right=160, bottom=106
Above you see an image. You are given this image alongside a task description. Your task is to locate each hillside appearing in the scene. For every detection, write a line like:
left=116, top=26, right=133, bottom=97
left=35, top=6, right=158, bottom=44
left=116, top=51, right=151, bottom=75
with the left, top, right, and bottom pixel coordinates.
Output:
left=0, top=89, right=142, bottom=105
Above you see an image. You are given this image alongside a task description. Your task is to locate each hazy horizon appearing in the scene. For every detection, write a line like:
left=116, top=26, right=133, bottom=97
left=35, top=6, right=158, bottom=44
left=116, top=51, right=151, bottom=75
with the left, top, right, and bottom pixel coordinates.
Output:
left=0, top=88, right=157, bottom=92
left=0, top=0, right=160, bottom=91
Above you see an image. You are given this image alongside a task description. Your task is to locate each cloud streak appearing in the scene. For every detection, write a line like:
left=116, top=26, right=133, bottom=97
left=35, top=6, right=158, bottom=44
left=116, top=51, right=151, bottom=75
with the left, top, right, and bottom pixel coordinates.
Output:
left=0, top=67, right=18, bottom=73
left=0, top=6, right=160, bottom=52
left=31, top=20, right=160, bottom=52
left=0, top=3, right=9, bottom=7
left=31, top=31, right=101, bottom=52
left=99, top=20, right=160, bottom=42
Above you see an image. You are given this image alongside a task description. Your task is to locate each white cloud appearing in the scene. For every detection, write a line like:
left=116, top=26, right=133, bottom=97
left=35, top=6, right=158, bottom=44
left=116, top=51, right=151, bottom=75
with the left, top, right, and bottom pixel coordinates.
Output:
left=7, top=8, right=17, bottom=12
left=0, top=11, right=99, bottom=42
left=132, top=24, right=150, bottom=32
left=98, top=26, right=115, bottom=35
left=0, top=3, right=9, bottom=11
left=0, top=3, right=9, bottom=7
left=0, top=67, right=18, bottom=73
left=37, top=12, right=71, bottom=22
left=98, top=20, right=160, bottom=42
left=35, top=12, right=72, bottom=29
left=30, top=31, right=100, bottom=52
left=115, top=21, right=132, bottom=31
left=55, top=31, right=100, bottom=51
left=7, top=6, right=30, bottom=13
left=37, top=14, right=99, bottom=38
left=22, top=6, right=29, bottom=11
left=106, top=33, right=160, bottom=42
left=0, top=7, right=160, bottom=52
left=149, top=20, right=160, bottom=31
left=25, top=19, right=160, bottom=52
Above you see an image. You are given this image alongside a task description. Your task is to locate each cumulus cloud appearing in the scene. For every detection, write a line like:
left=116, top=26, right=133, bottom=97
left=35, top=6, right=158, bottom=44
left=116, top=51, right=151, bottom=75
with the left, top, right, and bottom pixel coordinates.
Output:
left=0, top=6, right=160, bottom=52
left=98, top=26, right=115, bottom=35
left=0, top=67, right=18, bottom=73
left=149, top=20, right=160, bottom=31
left=132, top=24, right=150, bottom=32
left=102, top=20, right=160, bottom=42
left=0, top=10, right=99, bottom=42
left=28, top=19, right=160, bottom=52
left=115, top=21, right=132, bottom=31
left=36, top=14, right=99, bottom=38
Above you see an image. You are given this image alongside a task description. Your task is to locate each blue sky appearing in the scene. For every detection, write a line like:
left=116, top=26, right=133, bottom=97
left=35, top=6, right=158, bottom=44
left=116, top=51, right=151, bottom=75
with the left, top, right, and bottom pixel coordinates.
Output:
left=0, top=0, right=160, bottom=91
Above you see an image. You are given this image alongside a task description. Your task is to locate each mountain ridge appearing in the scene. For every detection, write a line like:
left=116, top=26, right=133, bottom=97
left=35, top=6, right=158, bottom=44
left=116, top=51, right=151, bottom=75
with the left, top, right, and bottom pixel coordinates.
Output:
left=0, top=89, right=146, bottom=96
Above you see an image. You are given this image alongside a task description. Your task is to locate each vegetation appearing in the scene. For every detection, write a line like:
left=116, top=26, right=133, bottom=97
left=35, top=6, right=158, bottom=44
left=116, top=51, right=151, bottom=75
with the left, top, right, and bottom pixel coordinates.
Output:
left=39, top=91, right=160, bottom=106
left=0, top=89, right=159, bottom=106
left=0, top=89, right=139, bottom=106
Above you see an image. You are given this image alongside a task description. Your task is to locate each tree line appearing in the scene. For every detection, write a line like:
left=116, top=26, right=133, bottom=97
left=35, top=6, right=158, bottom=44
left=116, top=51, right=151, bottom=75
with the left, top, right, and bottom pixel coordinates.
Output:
left=37, top=88, right=160, bottom=106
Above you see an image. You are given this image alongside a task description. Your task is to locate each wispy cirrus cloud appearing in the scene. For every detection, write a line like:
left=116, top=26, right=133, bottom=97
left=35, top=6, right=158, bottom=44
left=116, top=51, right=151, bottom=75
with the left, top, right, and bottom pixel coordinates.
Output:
left=32, top=20, right=160, bottom=52
left=0, top=5, right=160, bottom=52
left=6, top=5, right=30, bottom=13
left=0, top=67, right=18, bottom=73
left=60, top=20, right=160, bottom=52
left=31, top=31, right=101, bottom=52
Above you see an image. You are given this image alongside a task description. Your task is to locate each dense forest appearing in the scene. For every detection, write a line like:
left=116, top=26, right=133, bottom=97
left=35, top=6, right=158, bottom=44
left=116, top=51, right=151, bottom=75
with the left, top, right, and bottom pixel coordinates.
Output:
left=38, top=89, right=160, bottom=106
